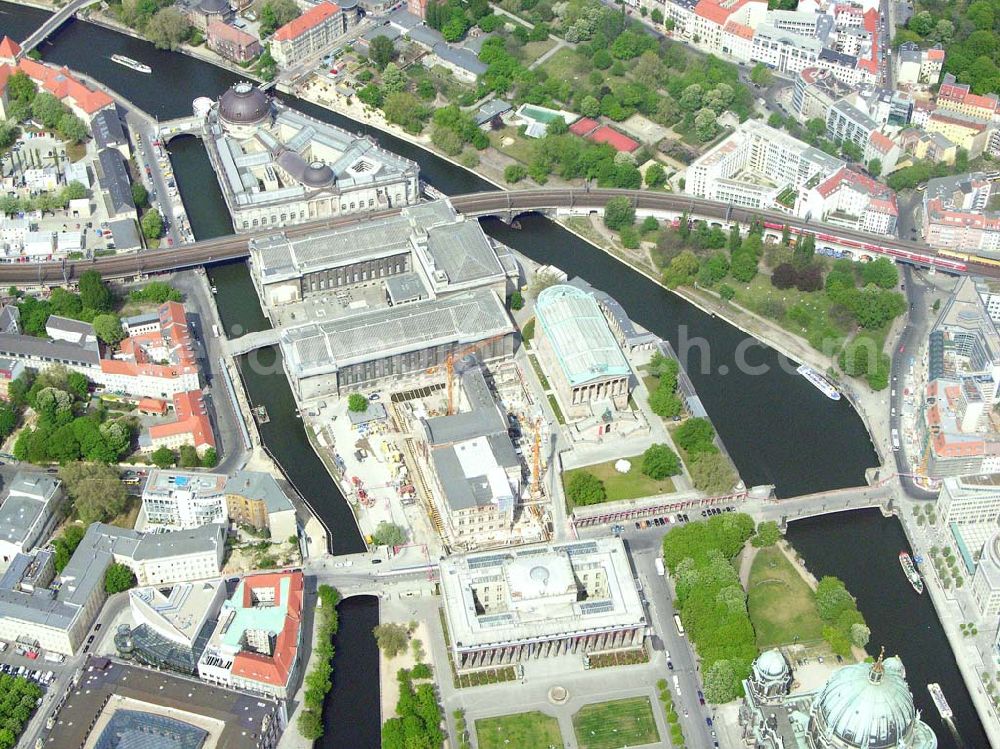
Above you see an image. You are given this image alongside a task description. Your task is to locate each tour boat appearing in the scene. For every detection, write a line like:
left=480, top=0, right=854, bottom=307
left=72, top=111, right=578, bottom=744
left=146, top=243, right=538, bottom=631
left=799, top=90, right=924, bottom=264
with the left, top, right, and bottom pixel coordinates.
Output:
left=796, top=364, right=841, bottom=400
left=111, top=54, right=151, bottom=74
left=899, top=551, right=924, bottom=594
left=927, top=683, right=953, bottom=720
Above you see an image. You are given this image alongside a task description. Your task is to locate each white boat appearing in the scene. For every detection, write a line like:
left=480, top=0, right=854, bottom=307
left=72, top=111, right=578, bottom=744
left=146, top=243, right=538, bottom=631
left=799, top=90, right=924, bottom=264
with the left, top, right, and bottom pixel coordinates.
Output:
left=927, top=683, right=952, bottom=720
left=899, top=551, right=924, bottom=595
left=797, top=365, right=841, bottom=400
left=111, top=54, right=151, bottom=74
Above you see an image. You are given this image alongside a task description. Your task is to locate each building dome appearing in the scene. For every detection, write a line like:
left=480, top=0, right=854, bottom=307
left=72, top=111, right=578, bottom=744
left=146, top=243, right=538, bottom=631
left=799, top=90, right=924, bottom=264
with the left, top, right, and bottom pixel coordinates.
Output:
left=754, top=649, right=790, bottom=680
left=302, top=161, right=335, bottom=187
left=809, top=657, right=922, bottom=749
left=197, top=0, right=230, bottom=14
left=218, top=82, right=271, bottom=127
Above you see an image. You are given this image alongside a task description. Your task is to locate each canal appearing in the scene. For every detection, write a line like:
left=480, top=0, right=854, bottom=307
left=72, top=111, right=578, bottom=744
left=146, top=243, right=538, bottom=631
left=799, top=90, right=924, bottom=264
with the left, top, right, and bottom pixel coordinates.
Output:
left=5, top=6, right=987, bottom=747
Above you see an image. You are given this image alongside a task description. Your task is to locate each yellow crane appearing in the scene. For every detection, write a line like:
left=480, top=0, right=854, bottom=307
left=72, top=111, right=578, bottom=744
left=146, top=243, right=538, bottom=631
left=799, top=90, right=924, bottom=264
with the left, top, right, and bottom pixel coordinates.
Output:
left=440, top=333, right=507, bottom=416
left=531, top=417, right=542, bottom=496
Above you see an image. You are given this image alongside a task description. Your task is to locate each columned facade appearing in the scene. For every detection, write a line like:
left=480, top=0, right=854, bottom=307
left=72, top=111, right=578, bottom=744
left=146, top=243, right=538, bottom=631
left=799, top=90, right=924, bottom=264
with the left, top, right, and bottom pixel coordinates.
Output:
left=455, top=625, right=645, bottom=670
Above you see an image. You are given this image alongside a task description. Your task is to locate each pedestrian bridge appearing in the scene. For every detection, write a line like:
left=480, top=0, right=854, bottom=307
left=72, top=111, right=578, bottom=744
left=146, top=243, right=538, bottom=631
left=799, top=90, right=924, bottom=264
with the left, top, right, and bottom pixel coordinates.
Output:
left=224, top=328, right=281, bottom=356
left=19, top=0, right=102, bottom=56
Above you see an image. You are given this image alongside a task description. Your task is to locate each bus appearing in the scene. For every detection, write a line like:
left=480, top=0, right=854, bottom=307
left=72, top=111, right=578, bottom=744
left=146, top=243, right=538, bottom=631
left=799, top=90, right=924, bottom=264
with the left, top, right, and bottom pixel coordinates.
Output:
left=891, top=428, right=900, bottom=451
left=654, top=558, right=665, bottom=576
left=673, top=614, right=685, bottom=637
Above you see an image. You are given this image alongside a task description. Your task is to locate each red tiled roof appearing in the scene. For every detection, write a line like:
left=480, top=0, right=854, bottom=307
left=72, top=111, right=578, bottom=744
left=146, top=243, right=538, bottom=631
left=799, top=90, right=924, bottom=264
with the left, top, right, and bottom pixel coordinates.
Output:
left=589, top=125, right=639, bottom=152
left=568, top=117, right=599, bottom=137
left=926, top=48, right=945, bottom=61
left=723, top=20, right=753, bottom=39
left=149, top=390, right=215, bottom=449
left=208, top=20, right=259, bottom=46
left=0, top=37, right=21, bottom=60
left=230, top=571, right=304, bottom=688
left=15, top=58, right=113, bottom=114
left=814, top=166, right=897, bottom=214
left=138, top=397, right=168, bottom=415
left=929, top=111, right=987, bottom=132
left=274, top=1, right=340, bottom=42
left=694, top=0, right=734, bottom=25
left=868, top=131, right=894, bottom=154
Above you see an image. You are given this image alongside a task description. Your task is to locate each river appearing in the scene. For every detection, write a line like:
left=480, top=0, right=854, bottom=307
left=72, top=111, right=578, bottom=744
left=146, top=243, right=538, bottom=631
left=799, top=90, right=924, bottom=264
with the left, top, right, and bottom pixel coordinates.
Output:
left=5, top=6, right=987, bottom=747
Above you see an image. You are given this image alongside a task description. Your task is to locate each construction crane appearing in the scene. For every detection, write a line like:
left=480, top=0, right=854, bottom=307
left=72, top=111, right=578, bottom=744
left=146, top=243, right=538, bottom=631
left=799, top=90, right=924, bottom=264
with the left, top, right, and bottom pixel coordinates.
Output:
left=443, top=333, right=508, bottom=416
left=531, top=417, right=542, bottom=496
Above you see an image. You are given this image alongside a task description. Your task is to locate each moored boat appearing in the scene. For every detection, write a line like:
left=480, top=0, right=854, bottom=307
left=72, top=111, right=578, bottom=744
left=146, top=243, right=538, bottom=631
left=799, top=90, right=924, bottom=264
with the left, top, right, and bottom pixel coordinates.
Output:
left=797, top=364, right=841, bottom=400
left=899, top=551, right=924, bottom=594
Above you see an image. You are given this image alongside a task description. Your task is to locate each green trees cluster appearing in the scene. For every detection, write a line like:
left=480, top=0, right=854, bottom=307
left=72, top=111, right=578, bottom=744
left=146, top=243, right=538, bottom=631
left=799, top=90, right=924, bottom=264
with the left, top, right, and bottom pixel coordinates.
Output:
left=647, top=352, right=683, bottom=419
left=104, top=562, right=137, bottom=593
left=431, top=105, right=489, bottom=156
left=0, top=181, right=90, bottom=218
left=348, top=393, right=369, bottom=412
left=26, top=92, right=88, bottom=143
left=141, top=209, right=164, bottom=241
left=59, top=462, right=130, bottom=524
left=662, top=219, right=761, bottom=290
left=899, top=0, right=998, bottom=93
left=751, top=520, right=781, bottom=547
left=382, top=667, right=445, bottom=749
left=425, top=0, right=491, bottom=41
left=814, top=576, right=869, bottom=657
left=52, top=523, right=86, bottom=572
left=603, top=196, right=635, bottom=231
left=887, top=154, right=968, bottom=191
left=372, top=521, right=408, bottom=546
left=296, top=585, right=342, bottom=740
left=149, top=444, right=216, bottom=469
left=257, top=0, right=301, bottom=36
left=15, top=270, right=115, bottom=337
left=672, top=417, right=738, bottom=495
left=565, top=470, right=607, bottom=506
left=374, top=622, right=412, bottom=657
left=146, top=7, right=191, bottom=50
left=661, top=513, right=757, bottom=702
left=13, top=368, right=134, bottom=466
left=641, top=443, right=681, bottom=479
left=128, top=281, right=183, bottom=304
left=0, top=672, right=43, bottom=749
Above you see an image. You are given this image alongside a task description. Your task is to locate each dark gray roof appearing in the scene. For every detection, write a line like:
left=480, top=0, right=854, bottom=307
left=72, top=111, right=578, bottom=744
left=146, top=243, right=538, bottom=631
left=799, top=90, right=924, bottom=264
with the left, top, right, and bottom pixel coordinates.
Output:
left=422, top=366, right=508, bottom=445
left=425, top=220, right=503, bottom=285
left=0, top=305, right=20, bottom=334
left=197, top=0, right=230, bottom=15
left=363, top=24, right=402, bottom=43
left=475, top=99, right=512, bottom=126
left=109, top=218, right=141, bottom=251
left=407, top=24, right=445, bottom=48
left=0, top=331, right=100, bottom=367
left=224, top=471, right=294, bottom=514
left=819, top=47, right=856, bottom=66
left=388, top=8, right=421, bottom=30
left=385, top=272, right=427, bottom=304
left=462, top=32, right=494, bottom=54
left=218, top=82, right=271, bottom=126
left=123, top=311, right=159, bottom=327
left=46, top=315, right=95, bottom=339
left=91, top=109, right=126, bottom=151
left=276, top=151, right=336, bottom=188
left=430, top=435, right=518, bottom=511
left=97, top=148, right=134, bottom=216
left=431, top=43, right=487, bottom=76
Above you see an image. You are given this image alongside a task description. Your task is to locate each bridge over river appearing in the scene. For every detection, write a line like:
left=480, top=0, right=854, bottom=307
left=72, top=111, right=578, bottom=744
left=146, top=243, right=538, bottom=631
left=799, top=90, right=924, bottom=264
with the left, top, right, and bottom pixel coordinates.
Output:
left=0, top=188, right=985, bottom=285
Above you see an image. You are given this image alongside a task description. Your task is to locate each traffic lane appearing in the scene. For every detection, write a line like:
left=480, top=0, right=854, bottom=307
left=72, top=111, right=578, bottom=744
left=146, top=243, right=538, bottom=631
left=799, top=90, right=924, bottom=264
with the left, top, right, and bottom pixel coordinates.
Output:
left=635, top=550, right=717, bottom=747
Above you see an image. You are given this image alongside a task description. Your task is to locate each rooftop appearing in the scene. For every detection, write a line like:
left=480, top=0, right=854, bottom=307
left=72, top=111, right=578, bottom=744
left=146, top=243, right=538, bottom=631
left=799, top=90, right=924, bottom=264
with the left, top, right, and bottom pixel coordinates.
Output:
left=224, top=471, right=294, bottom=514
left=535, top=285, right=631, bottom=387
left=274, top=1, right=341, bottom=41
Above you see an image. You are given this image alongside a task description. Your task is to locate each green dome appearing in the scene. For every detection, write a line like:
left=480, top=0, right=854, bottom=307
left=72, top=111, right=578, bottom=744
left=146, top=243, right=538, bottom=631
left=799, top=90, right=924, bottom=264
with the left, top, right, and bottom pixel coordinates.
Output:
left=810, top=658, right=927, bottom=749
left=753, top=649, right=789, bottom=681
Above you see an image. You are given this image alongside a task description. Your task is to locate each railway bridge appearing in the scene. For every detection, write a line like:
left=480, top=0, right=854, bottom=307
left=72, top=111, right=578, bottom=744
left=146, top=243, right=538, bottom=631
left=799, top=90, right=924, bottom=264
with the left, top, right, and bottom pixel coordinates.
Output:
left=0, top=188, right=982, bottom=285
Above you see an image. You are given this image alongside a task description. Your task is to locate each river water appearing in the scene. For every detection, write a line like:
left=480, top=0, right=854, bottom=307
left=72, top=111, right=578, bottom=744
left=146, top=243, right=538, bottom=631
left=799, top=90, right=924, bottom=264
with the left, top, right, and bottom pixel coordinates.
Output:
left=4, top=6, right=987, bottom=747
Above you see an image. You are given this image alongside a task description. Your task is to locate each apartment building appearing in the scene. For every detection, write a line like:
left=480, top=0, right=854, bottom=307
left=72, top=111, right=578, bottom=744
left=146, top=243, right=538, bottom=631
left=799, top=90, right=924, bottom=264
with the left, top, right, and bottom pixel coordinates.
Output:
left=937, top=475, right=1000, bottom=526
left=895, top=43, right=944, bottom=86
left=0, top=473, right=62, bottom=567
left=271, top=2, right=346, bottom=68
left=751, top=22, right=821, bottom=75
left=793, top=67, right=853, bottom=122
left=685, top=120, right=843, bottom=211
left=805, top=166, right=898, bottom=236
left=925, top=110, right=991, bottom=158
left=936, top=74, right=999, bottom=122
left=826, top=95, right=878, bottom=148
left=923, top=172, right=1000, bottom=253
left=148, top=390, right=215, bottom=452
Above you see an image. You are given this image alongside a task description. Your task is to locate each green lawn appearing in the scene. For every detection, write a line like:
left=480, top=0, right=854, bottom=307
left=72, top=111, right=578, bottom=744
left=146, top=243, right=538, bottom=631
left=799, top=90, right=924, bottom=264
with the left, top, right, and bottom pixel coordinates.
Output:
left=747, top=546, right=824, bottom=648
left=489, top=127, right=539, bottom=166
left=476, top=711, right=565, bottom=749
left=547, top=394, right=565, bottom=425
left=572, top=697, right=660, bottom=749
left=562, top=455, right=675, bottom=507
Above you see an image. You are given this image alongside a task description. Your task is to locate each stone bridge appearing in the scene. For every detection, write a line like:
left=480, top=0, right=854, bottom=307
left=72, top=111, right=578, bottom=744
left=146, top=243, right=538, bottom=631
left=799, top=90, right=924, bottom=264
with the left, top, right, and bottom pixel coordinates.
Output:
left=19, top=0, right=102, bottom=56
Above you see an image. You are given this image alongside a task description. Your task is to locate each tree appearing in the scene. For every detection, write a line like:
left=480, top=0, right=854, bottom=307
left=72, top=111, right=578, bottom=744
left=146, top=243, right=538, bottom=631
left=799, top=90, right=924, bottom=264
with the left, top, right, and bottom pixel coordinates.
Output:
left=642, top=443, right=681, bottom=479
left=92, top=314, right=124, bottom=344
left=32, top=92, right=66, bottom=129
left=381, top=62, right=406, bottom=94
left=52, top=524, right=85, bottom=572
left=868, top=158, right=882, bottom=177
left=131, top=182, right=149, bottom=208
left=178, top=444, right=200, bottom=468
left=104, top=562, right=137, bottom=594
left=579, top=95, right=601, bottom=118
left=146, top=7, right=191, bottom=50
left=201, top=446, right=218, bottom=468
left=730, top=250, right=758, bottom=283
left=651, top=7, right=663, bottom=23
left=752, top=520, right=781, bottom=547
left=719, top=284, right=735, bottom=301
left=703, top=659, right=739, bottom=703
left=815, top=576, right=855, bottom=622
left=750, top=62, right=773, bottom=86
left=141, top=209, right=164, bottom=240
left=850, top=622, right=871, bottom=648
left=347, top=393, right=368, bottom=412
left=504, top=164, right=527, bottom=184
left=793, top=232, right=815, bottom=267
left=372, top=521, right=407, bottom=546
left=7, top=70, right=36, bottom=104
left=151, top=445, right=176, bottom=468
left=369, top=34, right=397, bottom=70
left=257, top=44, right=277, bottom=81
left=674, top=417, right=716, bottom=454
left=645, top=162, right=667, bottom=188
left=59, top=462, right=128, bottom=523
left=860, top=257, right=898, bottom=289
left=79, top=270, right=113, bottom=312
left=565, top=471, right=606, bottom=506
left=771, top=263, right=798, bottom=290
left=257, top=0, right=300, bottom=35
left=603, top=196, right=635, bottom=231
left=373, top=623, right=410, bottom=657
left=663, top=250, right=700, bottom=287
left=57, top=113, right=88, bottom=144
left=687, top=451, right=736, bottom=494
